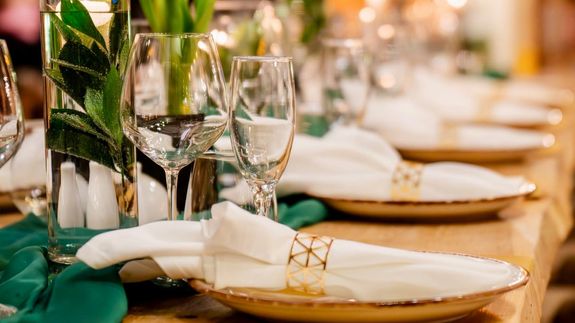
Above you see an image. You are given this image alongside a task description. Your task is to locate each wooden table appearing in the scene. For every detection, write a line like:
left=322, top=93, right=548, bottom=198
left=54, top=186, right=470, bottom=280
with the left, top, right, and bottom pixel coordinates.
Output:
left=1, top=117, right=573, bottom=323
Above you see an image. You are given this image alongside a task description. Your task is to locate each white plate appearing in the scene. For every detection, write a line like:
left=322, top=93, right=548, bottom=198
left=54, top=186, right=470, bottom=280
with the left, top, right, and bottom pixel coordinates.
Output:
left=398, top=145, right=556, bottom=164
left=190, top=255, right=529, bottom=323
left=311, top=182, right=536, bottom=221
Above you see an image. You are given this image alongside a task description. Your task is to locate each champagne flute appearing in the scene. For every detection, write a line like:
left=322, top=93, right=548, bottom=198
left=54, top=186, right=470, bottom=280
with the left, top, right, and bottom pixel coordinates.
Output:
left=0, top=39, right=24, bottom=319
left=321, top=38, right=371, bottom=126
left=120, top=33, right=228, bottom=224
left=229, top=56, right=296, bottom=221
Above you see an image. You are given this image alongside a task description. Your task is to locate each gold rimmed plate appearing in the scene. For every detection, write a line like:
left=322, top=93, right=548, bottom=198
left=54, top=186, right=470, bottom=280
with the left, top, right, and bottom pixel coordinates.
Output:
left=311, top=182, right=536, bottom=221
left=396, top=131, right=557, bottom=163
left=190, top=255, right=529, bottom=323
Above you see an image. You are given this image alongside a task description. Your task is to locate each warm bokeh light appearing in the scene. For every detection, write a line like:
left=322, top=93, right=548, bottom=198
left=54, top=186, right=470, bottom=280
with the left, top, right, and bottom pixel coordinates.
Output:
left=377, top=24, right=396, bottom=40
left=358, top=7, right=376, bottom=23
left=446, top=0, right=468, bottom=10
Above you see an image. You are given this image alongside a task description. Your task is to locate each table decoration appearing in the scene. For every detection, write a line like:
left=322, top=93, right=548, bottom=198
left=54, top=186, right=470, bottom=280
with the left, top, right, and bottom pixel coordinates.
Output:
left=0, top=39, right=24, bottom=172
left=409, top=77, right=564, bottom=128
left=40, top=0, right=136, bottom=264
left=0, top=39, right=25, bottom=318
left=279, top=126, right=531, bottom=198
left=76, top=201, right=528, bottom=322
left=229, top=56, right=296, bottom=221
left=321, top=38, right=371, bottom=126
left=120, top=32, right=228, bottom=287
left=0, top=198, right=327, bottom=321
left=0, top=120, right=46, bottom=215
left=363, top=95, right=555, bottom=163
left=413, top=67, right=574, bottom=108
left=190, top=264, right=526, bottom=323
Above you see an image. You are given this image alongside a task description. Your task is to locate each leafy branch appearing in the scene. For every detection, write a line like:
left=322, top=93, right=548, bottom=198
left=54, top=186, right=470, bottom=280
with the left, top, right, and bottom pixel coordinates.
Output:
left=139, top=0, right=215, bottom=33
left=46, top=0, right=133, bottom=178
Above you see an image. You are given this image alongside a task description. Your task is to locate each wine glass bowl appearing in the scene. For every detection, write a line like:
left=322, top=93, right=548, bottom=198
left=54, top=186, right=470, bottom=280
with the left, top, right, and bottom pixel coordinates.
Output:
left=0, top=40, right=24, bottom=169
left=0, top=39, right=24, bottom=319
left=321, top=38, right=371, bottom=127
left=229, top=56, right=296, bottom=220
left=121, top=33, right=228, bottom=222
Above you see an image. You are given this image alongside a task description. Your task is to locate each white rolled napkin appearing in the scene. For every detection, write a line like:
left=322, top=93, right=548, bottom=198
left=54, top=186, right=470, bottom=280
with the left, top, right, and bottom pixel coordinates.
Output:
left=77, top=201, right=516, bottom=301
left=407, top=86, right=562, bottom=127
left=363, top=96, right=554, bottom=151
left=277, top=127, right=525, bottom=201
left=413, top=67, right=573, bottom=107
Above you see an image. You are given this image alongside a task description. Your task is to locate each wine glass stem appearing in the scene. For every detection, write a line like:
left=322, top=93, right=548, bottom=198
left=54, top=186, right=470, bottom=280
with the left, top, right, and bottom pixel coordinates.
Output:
left=251, top=182, right=276, bottom=221
left=165, top=169, right=180, bottom=221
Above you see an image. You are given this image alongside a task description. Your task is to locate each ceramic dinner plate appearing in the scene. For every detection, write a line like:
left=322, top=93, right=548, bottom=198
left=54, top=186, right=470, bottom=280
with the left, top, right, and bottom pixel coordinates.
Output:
left=398, top=145, right=556, bottom=164
left=311, top=181, right=536, bottom=221
left=0, top=194, right=12, bottom=209
left=190, top=255, right=529, bottom=323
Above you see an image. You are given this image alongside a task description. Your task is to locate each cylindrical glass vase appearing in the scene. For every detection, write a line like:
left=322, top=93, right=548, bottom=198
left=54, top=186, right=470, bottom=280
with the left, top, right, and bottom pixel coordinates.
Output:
left=40, top=0, right=136, bottom=264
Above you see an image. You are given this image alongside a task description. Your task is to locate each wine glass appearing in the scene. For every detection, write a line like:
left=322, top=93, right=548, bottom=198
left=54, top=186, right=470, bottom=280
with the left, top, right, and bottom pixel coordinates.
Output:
left=229, top=56, right=296, bottom=221
left=0, top=39, right=24, bottom=319
left=321, top=38, right=371, bottom=127
left=120, top=33, right=228, bottom=224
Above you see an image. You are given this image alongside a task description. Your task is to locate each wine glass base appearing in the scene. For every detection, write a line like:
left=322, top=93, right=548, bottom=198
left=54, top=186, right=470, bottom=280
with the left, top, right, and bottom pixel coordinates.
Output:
left=152, top=276, right=189, bottom=288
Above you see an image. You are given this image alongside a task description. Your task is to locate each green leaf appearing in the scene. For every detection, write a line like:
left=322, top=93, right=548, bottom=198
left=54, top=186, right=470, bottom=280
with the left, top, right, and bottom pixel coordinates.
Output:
left=60, top=0, right=107, bottom=50
left=118, top=40, right=130, bottom=75
left=85, top=68, right=123, bottom=145
left=167, top=0, right=184, bottom=33
left=57, top=41, right=110, bottom=106
left=50, top=109, right=115, bottom=145
left=139, top=0, right=166, bottom=32
left=180, top=0, right=194, bottom=32
left=45, top=68, right=85, bottom=109
left=47, top=117, right=117, bottom=172
left=51, top=59, right=107, bottom=80
left=108, top=11, right=128, bottom=68
left=194, top=0, right=215, bottom=33
left=49, top=13, right=82, bottom=44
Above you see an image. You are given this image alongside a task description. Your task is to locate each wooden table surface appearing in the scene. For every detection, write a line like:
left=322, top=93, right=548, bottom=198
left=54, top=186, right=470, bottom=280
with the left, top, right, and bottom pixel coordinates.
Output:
left=1, top=114, right=574, bottom=323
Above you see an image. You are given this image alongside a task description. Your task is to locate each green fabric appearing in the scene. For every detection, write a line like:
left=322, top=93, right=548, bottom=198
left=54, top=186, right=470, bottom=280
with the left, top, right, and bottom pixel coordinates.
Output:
left=0, top=215, right=47, bottom=268
left=0, top=216, right=127, bottom=323
left=0, top=199, right=327, bottom=322
left=279, top=199, right=328, bottom=229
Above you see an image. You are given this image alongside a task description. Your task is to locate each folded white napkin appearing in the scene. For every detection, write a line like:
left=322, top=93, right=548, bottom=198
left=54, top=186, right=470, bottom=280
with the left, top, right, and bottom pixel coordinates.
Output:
left=77, top=201, right=516, bottom=301
left=407, top=86, right=562, bottom=127
left=277, top=127, right=525, bottom=202
left=363, top=96, right=554, bottom=151
left=0, top=123, right=45, bottom=192
left=413, top=67, right=573, bottom=107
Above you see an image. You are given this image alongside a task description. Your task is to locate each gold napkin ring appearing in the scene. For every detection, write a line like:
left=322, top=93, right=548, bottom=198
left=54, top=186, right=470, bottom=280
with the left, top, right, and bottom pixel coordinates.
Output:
left=476, top=85, right=505, bottom=122
left=391, top=160, right=424, bottom=201
left=439, top=123, right=458, bottom=149
left=286, top=233, right=334, bottom=295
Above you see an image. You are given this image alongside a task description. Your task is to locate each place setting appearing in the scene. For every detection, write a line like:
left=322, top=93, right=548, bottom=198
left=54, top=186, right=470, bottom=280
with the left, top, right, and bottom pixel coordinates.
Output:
left=2, top=1, right=575, bottom=322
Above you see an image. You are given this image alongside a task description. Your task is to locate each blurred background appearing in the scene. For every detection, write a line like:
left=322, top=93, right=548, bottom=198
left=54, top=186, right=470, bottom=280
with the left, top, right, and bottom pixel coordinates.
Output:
left=2, top=0, right=575, bottom=321
left=3, top=0, right=575, bottom=117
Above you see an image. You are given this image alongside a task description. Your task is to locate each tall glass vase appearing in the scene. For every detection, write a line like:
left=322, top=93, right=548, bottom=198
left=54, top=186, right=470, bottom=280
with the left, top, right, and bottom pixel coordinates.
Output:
left=40, top=0, right=136, bottom=265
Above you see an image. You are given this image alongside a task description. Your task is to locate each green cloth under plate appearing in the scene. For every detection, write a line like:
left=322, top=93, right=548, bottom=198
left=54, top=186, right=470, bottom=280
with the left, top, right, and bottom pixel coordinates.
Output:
left=0, top=215, right=126, bottom=323
left=0, top=199, right=327, bottom=322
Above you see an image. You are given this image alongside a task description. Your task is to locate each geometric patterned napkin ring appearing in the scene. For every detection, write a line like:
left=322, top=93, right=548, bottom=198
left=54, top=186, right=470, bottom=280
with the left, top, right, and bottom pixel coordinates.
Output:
left=439, top=122, right=459, bottom=150
left=390, top=160, right=424, bottom=202
left=286, top=233, right=335, bottom=295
